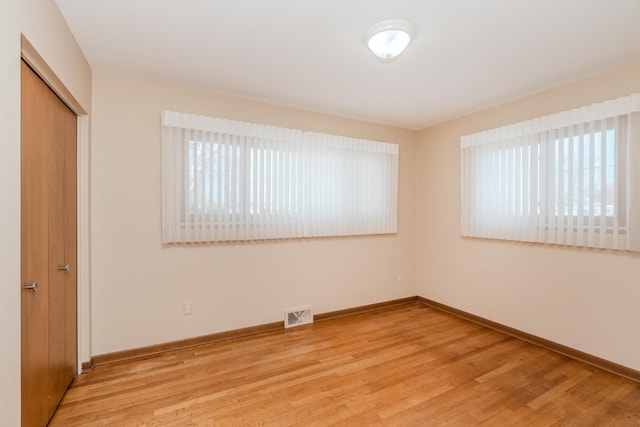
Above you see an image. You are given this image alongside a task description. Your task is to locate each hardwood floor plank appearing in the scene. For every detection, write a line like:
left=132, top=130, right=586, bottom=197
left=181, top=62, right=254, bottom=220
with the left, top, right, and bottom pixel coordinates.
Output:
left=527, top=369, right=594, bottom=410
left=50, top=303, right=640, bottom=426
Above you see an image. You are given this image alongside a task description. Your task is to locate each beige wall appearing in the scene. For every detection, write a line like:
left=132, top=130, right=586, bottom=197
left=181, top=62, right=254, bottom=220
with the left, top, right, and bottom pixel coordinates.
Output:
left=1, top=0, right=21, bottom=423
left=0, top=0, right=91, bottom=421
left=416, top=63, right=640, bottom=371
left=90, top=72, right=416, bottom=355
left=20, top=0, right=92, bottom=109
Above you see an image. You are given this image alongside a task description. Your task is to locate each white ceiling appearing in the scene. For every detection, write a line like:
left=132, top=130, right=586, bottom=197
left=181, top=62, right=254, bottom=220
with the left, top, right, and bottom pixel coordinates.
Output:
left=55, top=0, right=640, bottom=130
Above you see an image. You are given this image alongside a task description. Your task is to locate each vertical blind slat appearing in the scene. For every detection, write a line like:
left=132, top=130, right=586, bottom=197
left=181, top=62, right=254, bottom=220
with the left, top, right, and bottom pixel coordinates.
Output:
left=460, top=93, right=640, bottom=252
left=161, top=111, right=399, bottom=243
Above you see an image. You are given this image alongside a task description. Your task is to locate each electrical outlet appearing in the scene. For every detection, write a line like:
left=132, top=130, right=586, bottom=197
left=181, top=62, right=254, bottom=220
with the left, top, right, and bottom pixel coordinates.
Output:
left=183, top=302, right=192, bottom=315
left=396, top=273, right=402, bottom=282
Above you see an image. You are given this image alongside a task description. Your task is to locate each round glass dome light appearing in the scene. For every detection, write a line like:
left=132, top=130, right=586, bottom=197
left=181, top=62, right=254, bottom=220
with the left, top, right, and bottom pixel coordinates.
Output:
left=365, top=19, right=415, bottom=62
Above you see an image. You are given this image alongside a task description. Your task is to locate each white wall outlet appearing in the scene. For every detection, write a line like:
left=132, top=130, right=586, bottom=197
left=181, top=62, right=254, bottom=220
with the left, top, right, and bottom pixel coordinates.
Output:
left=183, top=302, right=193, bottom=315
left=396, top=273, right=402, bottom=282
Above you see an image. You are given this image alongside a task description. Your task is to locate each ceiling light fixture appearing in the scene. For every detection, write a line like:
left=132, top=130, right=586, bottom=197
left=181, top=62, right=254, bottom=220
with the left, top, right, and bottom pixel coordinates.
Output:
left=365, top=19, right=415, bottom=63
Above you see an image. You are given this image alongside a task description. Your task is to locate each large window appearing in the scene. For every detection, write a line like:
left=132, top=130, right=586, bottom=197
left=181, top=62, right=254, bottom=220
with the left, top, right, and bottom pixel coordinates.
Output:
left=162, top=111, right=398, bottom=243
left=460, top=94, right=640, bottom=251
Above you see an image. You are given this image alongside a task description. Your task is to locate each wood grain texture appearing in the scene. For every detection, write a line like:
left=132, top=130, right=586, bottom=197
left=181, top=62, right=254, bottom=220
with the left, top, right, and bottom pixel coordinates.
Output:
left=21, top=57, right=52, bottom=427
left=50, top=303, right=640, bottom=426
left=418, top=297, right=640, bottom=383
left=314, top=296, right=416, bottom=322
left=21, top=59, right=78, bottom=427
left=87, top=321, right=285, bottom=371
left=83, top=298, right=417, bottom=372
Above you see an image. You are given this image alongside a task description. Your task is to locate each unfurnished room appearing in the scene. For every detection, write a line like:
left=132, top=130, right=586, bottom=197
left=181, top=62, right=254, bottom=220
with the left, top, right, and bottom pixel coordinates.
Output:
left=2, top=1, right=640, bottom=426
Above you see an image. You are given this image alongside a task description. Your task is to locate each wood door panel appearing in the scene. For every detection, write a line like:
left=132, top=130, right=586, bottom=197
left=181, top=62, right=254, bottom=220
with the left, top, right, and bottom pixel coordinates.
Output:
left=47, top=84, right=77, bottom=413
left=21, top=60, right=77, bottom=426
left=47, top=129, right=66, bottom=414
left=21, top=60, right=53, bottom=427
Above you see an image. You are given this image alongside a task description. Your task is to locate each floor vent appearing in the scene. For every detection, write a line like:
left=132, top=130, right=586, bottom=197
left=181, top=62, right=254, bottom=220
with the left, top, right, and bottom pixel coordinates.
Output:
left=284, top=305, right=313, bottom=328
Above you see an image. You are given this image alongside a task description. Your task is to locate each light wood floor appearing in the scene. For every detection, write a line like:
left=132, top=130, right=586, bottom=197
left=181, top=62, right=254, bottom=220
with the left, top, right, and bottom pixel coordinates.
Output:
left=50, top=303, right=640, bottom=426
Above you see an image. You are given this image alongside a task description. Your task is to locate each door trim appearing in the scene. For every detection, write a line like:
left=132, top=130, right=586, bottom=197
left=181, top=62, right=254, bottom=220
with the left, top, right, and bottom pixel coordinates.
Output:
left=20, top=35, right=86, bottom=115
left=21, top=34, right=91, bottom=374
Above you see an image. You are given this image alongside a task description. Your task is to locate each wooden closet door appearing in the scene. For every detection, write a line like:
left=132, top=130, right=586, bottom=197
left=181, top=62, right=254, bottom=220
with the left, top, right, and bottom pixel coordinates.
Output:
left=21, top=60, right=77, bottom=427
left=46, top=73, right=77, bottom=415
left=21, top=59, right=51, bottom=427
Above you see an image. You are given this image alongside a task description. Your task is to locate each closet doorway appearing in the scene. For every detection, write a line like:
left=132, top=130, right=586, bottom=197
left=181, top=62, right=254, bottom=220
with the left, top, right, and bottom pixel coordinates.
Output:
left=21, top=60, right=77, bottom=427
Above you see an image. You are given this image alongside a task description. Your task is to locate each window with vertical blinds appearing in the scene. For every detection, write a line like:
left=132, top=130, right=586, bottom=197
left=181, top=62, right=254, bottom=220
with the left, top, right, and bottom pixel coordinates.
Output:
left=460, top=93, right=640, bottom=251
left=161, top=111, right=399, bottom=243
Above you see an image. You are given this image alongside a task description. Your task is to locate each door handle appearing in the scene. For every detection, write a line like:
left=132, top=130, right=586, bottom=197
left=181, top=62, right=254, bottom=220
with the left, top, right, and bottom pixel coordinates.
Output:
left=58, top=264, right=70, bottom=272
left=24, top=282, right=38, bottom=292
